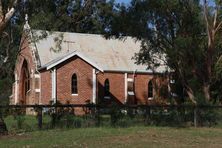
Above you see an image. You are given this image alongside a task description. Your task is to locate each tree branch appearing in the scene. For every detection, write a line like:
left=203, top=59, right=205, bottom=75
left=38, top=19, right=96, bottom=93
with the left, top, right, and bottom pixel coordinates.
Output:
left=0, top=0, right=3, bottom=20
left=213, top=5, right=218, bottom=29
left=203, top=0, right=212, bottom=46
left=0, top=31, right=10, bottom=69
left=0, top=0, right=18, bottom=34
left=215, top=21, right=222, bottom=33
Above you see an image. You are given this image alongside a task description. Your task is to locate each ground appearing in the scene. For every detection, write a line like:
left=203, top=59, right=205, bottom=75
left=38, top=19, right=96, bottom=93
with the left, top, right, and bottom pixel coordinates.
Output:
left=1, top=127, right=222, bottom=148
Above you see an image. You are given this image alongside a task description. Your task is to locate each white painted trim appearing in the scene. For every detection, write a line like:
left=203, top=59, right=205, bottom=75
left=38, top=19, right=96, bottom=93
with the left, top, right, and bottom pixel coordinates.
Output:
left=54, top=68, right=57, bottom=103
left=39, top=73, right=42, bottom=104
left=26, top=89, right=31, bottom=94
left=46, top=51, right=103, bottom=72
left=128, top=91, right=135, bottom=96
left=103, top=69, right=169, bottom=74
left=15, top=73, right=18, bottom=104
left=51, top=70, right=53, bottom=102
left=92, top=68, right=96, bottom=104
left=148, top=97, right=153, bottom=101
left=31, top=69, right=34, bottom=78
left=170, top=79, right=175, bottom=84
left=124, top=73, right=127, bottom=103
left=127, top=78, right=133, bottom=82
left=51, top=68, right=57, bottom=104
left=72, top=94, right=78, bottom=96
left=34, top=74, right=40, bottom=78
left=35, top=89, right=40, bottom=92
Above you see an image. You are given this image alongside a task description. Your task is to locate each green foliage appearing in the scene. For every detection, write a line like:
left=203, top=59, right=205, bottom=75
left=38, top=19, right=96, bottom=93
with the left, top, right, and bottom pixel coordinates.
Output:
left=11, top=108, right=26, bottom=130
left=25, top=0, right=115, bottom=34
left=211, top=56, right=222, bottom=102
left=107, top=0, right=222, bottom=103
left=110, top=104, right=124, bottom=126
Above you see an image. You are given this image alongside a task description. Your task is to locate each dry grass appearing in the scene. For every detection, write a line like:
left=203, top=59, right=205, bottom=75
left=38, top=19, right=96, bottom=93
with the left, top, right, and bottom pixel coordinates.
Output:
left=1, top=127, right=222, bottom=148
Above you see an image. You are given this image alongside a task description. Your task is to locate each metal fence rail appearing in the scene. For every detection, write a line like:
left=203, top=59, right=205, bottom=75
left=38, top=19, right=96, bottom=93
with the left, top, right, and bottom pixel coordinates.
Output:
left=0, top=104, right=222, bottom=133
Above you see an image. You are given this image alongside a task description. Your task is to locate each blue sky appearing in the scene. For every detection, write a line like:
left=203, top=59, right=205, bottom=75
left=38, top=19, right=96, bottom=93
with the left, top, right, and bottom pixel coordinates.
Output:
left=115, top=0, right=131, bottom=4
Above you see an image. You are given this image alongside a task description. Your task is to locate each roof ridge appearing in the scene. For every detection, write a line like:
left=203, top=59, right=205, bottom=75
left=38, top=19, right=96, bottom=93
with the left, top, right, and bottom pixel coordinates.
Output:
left=31, top=29, right=134, bottom=40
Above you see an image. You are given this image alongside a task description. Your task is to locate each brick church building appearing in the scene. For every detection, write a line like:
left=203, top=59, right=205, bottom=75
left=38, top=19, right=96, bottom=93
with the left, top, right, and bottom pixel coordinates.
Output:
left=11, top=19, right=169, bottom=106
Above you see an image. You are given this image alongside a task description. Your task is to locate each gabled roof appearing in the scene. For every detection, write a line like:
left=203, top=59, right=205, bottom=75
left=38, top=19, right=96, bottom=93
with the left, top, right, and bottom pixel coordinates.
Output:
left=44, top=51, right=103, bottom=71
left=30, top=30, right=168, bottom=73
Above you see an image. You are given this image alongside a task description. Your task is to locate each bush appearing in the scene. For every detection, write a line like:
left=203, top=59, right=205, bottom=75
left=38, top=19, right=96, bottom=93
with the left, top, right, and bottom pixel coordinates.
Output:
left=197, top=108, right=219, bottom=127
left=110, top=104, right=124, bottom=127
left=10, top=108, right=26, bottom=130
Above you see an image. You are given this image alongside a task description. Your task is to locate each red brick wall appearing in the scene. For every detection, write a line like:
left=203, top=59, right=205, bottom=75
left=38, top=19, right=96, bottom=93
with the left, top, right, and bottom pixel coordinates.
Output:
left=97, top=72, right=125, bottom=104
left=134, top=74, right=154, bottom=104
left=135, top=74, right=168, bottom=105
left=12, top=34, right=39, bottom=105
left=97, top=72, right=168, bottom=105
left=40, top=70, right=52, bottom=104
left=56, top=56, right=93, bottom=104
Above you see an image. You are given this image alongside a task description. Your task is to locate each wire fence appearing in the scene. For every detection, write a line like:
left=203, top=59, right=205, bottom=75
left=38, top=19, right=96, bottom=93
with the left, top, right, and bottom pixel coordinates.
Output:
left=0, top=104, right=222, bottom=134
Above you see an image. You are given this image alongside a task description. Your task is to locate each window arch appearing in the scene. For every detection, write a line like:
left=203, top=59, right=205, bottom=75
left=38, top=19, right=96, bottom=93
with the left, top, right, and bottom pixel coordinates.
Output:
left=71, top=73, right=78, bottom=94
left=104, top=79, right=110, bottom=98
left=148, top=80, right=153, bottom=98
left=24, top=67, right=30, bottom=93
left=23, top=60, right=30, bottom=93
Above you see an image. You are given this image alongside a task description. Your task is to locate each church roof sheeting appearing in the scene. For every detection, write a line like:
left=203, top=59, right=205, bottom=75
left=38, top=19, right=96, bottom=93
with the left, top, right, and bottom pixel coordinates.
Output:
left=31, top=30, right=168, bottom=73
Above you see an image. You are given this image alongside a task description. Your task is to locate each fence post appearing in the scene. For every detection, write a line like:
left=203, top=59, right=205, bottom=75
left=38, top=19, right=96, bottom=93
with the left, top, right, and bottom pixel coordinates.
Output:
left=194, top=106, right=197, bottom=128
left=96, top=106, right=100, bottom=127
left=0, top=108, right=8, bottom=135
left=37, top=107, right=43, bottom=129
left=145, top=106, right=151, bottom=125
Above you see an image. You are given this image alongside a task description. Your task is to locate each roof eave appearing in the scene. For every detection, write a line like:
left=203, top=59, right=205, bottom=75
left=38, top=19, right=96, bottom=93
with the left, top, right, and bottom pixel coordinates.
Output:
left=103, top=69, right=169, bottom=74
left=45, top=51, right=104, bottom=72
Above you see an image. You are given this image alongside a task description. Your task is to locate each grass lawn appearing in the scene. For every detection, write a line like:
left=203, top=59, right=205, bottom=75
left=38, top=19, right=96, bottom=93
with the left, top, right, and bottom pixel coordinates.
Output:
left=0, top=126, right=222, bottom=148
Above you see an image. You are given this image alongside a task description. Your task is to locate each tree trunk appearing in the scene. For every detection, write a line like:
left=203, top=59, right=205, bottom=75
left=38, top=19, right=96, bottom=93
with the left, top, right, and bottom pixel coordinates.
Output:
left=203, top=82, right=210, bottom=101
left=0, top=0, right=17, bottom=34
left=0, top=117, right=8, bottom=135
left=184, top=85, right=197, bottom=105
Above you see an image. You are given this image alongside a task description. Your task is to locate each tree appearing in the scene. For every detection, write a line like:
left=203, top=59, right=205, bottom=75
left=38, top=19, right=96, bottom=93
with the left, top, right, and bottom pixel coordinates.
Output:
left=24, top=0, right=114, bottom=33
left=0, top=0, right=18, bottom=34
left=107, top=0, right=222, bottom=104
left=0, top=0, right=116, bottom=102
left=203, top=0, right=222, bottom=101
left=0, top=0, right=19, bottom=68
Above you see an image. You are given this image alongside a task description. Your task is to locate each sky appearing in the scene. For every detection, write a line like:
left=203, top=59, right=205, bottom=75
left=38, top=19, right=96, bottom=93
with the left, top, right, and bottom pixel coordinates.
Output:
left=115, top=0, right=131, bottom=4
left=116, top=0, right=215, bottom=6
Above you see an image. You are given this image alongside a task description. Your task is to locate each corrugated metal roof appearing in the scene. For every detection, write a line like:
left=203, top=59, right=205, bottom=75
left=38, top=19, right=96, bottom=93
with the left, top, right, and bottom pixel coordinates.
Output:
left=31, top=30, right=168, bottom=73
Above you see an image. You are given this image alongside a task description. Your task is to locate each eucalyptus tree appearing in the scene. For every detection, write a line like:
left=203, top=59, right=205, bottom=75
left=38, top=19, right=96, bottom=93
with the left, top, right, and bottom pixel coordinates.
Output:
left=107, top=0, right=222, bottom=104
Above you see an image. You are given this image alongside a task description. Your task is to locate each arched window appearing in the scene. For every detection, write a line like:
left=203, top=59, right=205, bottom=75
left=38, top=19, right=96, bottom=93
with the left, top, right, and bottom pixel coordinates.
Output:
left=71, top=74, right=78, bottom=94
left=24, top=68, right=30, bottom=93
left=148, top=80, right=153, bottom=98
left=23, top=60, right=30, bottom=93
left=104, top=79, right=110, bottom=98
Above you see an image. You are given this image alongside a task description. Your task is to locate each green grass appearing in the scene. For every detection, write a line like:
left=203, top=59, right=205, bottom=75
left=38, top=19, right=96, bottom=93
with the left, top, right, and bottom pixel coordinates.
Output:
left=1, top=126, right=222, bottom=148
left=4, top=115, right=51, bottom=132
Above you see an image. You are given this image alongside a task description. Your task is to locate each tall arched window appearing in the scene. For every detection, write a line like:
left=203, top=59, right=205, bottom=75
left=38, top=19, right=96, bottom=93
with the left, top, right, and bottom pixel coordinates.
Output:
left=23, top=60, right=30, bottom=93
left=148, top=80, right=153, bottom=98
left=24, top=67, right=30, bottom=93
left=104, top=79, right=110, bottom=98
left=71, top=74, right=78, bottom=94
